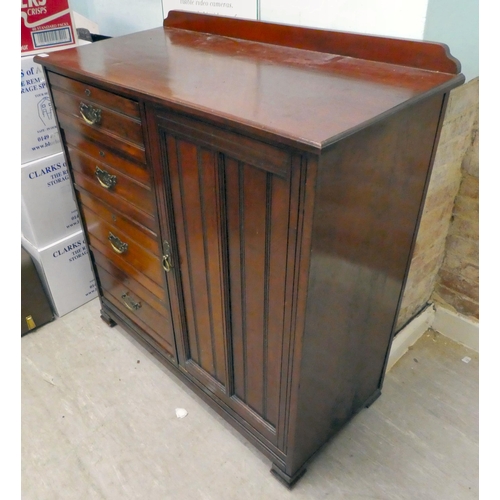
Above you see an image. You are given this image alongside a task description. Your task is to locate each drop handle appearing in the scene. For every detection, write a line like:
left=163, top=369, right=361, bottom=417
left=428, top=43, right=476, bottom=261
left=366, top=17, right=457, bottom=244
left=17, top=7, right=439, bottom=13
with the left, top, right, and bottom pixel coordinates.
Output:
left=162, top=241, right=174, bottom=272
left=95, top=166, right=117, bottom=189
left=121, top=292, right=141, bottom=311
left=79, top=102, right=102, bottom=125
left=108, top=232, right=128, bottom=254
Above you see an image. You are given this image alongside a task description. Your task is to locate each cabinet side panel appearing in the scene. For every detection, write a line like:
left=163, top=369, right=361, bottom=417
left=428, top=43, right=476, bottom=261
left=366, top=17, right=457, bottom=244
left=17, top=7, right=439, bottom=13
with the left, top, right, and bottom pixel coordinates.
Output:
left=287, top=93, right=447, bottom=474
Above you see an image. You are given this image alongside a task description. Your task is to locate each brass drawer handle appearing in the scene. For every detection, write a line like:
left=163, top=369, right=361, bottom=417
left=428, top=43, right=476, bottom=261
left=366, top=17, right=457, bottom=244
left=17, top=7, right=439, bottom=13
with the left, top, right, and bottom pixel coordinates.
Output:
left=108, top=232, right=128, bottom=254
left=162, top=241, right=174, bottom=272
left=95, top=166, right=117, bottom=189
left=80, top=102, right=102, bottom=125
left=121, top=292, right=141, bottom=311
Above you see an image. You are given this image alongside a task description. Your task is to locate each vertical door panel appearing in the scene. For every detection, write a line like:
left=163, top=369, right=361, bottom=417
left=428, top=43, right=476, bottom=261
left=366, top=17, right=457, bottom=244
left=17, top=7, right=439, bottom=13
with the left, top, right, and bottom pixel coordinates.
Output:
left=225, top=158, right=291, bottom=429
left=158, top=123, right=296, bottom=446
left=166, top=136, right=228, bottom=388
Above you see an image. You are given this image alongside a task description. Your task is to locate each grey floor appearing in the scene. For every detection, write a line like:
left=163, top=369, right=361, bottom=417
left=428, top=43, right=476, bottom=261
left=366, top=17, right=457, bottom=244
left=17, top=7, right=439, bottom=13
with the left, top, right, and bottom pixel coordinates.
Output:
left=21, top=298, right=479, bottom=500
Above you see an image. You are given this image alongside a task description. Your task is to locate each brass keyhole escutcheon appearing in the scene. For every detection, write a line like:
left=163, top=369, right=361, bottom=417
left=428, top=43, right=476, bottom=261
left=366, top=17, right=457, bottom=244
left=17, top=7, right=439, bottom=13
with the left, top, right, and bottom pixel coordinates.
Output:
left=162, top=241, right=174, bottom=272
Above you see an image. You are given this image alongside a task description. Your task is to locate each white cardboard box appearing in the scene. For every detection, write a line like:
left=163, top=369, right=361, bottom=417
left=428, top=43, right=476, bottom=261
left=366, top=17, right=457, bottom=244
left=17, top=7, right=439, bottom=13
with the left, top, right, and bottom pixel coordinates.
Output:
left=22, top=231, right=98, bottom=317
left=21, top=152, right=81, bottom=249
left=21, top=40, right=93, bottom=164
left=21, top=54, right=62, bottom=164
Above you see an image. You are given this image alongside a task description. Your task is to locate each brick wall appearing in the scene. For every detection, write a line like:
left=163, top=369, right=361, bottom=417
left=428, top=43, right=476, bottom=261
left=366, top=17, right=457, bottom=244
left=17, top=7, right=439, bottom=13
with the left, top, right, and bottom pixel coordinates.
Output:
left=396, top=77, right=479, bottom=330
left=432, top=98, right=479, bottom=319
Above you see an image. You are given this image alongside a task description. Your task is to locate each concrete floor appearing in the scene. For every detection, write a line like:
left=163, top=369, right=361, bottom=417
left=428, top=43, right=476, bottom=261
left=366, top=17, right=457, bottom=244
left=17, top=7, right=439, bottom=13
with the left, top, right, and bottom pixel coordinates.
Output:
left=21, top=298, right=479, bottom=499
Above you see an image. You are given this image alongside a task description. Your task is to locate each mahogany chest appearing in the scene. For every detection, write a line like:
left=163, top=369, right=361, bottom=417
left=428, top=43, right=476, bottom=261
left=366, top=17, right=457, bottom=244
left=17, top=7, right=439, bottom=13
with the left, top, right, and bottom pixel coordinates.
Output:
left=35, top=11, right=463, bottom=486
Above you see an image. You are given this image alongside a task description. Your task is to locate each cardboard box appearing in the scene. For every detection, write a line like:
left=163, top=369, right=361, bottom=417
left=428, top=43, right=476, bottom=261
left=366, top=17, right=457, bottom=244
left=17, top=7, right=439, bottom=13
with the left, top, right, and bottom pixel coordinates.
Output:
left=21, top=0, right=77, bottom=56
left=21, top=54, right=62, bottom=164
left=21, top=40, right=93, bottom=164
left=22, top=231, right=98, bottom=317
left=21, top=152, right=81, bottom=249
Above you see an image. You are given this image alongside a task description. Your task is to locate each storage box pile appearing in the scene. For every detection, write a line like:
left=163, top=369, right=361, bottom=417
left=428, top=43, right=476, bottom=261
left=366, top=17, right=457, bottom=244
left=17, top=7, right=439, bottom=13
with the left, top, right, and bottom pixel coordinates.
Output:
left=21, top=1, right=97, bottom=317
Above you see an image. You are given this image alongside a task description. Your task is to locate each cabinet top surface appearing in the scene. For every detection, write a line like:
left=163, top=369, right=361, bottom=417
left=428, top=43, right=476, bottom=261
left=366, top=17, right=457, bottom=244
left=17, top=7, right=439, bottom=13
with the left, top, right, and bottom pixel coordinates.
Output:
left=37, top=12, right=463, bottom=151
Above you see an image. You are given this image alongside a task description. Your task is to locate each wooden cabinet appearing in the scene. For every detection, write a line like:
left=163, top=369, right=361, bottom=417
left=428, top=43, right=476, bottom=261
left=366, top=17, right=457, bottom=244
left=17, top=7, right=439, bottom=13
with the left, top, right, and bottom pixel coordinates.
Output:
left=35, top=11, right=464, bottom=486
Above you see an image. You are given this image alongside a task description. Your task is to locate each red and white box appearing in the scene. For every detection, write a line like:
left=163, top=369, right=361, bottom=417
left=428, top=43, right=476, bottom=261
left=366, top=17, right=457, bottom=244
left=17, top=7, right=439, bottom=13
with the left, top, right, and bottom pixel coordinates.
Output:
left=21, top=0, right=78, bottom=56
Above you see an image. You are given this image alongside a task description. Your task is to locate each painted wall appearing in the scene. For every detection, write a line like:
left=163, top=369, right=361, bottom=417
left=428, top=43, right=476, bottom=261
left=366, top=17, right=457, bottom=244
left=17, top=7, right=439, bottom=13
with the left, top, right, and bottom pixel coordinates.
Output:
left=70, top=0, right=164, bottom=37
left=424, top=0, right=479, bottom=81
left=70, top=0, right=429, bottom=39
left=260, top=0, right=428, bottom=39
left=70, top=0, right=92, bottom=19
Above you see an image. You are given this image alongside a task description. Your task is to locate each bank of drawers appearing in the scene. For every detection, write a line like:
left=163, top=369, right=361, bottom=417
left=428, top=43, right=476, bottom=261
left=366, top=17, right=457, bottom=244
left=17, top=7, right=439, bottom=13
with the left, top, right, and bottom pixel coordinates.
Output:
left=49, top=71, right=175, bottom=358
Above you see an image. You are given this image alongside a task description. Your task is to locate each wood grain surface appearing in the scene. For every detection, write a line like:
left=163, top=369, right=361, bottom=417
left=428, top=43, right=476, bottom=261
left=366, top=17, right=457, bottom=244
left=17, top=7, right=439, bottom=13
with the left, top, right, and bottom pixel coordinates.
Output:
left=37, top=13, right=463, bottom=152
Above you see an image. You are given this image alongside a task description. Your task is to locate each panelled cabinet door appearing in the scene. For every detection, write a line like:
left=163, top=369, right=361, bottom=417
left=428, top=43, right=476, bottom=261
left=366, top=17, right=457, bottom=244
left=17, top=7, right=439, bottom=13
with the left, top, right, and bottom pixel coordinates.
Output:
left=152, top=111, right=301, bottom=447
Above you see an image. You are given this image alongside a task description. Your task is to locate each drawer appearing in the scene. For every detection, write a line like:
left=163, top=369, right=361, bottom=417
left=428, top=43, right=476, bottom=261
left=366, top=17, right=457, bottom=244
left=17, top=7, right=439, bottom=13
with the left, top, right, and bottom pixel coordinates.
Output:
left=90, top=236, right=166, bottom=302
left=64, top=128, right=150, bottom=184
left=97, top=263, right=175, bottom=357
left=72, top=170, right=156, bottom=233
left=48, top=72, right=141, bottom=119
left=83, top=206, right=165, bottom=289
left=93, top=249, right=169, bottom=314
left=58, top=110, right=146, bottom=165
left=69, top=146, right=155, bottom=216
left=78, top=190, right=159, bottom=256
left=52, top=88, right=144, bottom=146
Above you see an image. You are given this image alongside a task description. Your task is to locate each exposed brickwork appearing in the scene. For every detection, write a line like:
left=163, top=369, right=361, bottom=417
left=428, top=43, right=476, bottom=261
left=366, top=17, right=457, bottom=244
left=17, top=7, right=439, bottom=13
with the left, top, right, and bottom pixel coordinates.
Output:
left=396, top=78, right=479, bottom=330
left=431, top=95, right=479, bottom=319
left=433, top=283, right=479, bottom=318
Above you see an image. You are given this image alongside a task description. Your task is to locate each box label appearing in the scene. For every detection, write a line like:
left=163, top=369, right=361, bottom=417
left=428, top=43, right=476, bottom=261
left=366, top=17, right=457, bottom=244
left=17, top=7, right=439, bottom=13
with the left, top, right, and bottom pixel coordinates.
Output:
left=21, top=153, right=81, bottom=248
left=21, top=55, right=61, bottom=163
left=49, top=235, right=98, bottom=314
left=52, top=237, right=87, bottom=261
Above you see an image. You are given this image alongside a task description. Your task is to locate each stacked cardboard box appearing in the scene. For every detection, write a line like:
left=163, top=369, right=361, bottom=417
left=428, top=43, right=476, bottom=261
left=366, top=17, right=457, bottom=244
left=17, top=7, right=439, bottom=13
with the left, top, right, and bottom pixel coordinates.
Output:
left=21, top=234, right=98, bottom=318
left=21, top=0, right=78, bottom=56
left=21, top=7, right=97, bottom=317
